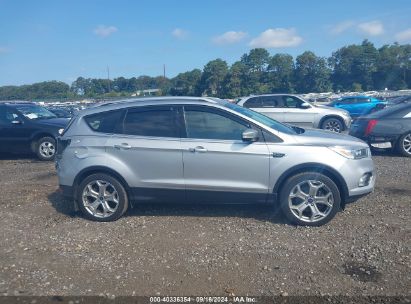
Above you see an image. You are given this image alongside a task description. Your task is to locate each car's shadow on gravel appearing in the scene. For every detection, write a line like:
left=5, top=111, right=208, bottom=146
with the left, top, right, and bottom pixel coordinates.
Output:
left=0, top=153, right=36, bottom=160
left=48, top=190, right=288, bottom=224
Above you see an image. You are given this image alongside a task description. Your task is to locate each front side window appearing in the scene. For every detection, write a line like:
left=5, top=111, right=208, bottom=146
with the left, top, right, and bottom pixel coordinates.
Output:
left=261, top=96, right=281, bottom=108
left=184, top=107, right=249, bottom=140
left=283, top=96, right=303, bottom=108
left=123, top=106, right=179, bottom=138
left=0, top=107, right=19, bottom=124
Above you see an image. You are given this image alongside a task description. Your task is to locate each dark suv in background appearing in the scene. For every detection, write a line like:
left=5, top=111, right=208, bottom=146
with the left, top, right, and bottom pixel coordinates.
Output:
left=0, top=102, right=69, bottom=160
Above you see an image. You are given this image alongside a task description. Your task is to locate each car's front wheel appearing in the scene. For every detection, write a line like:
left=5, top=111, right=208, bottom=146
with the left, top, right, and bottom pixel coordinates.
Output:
left=279, top=172, right=341, bottom=226
left=396, top=132, right=411, bottom=157
left=321, top=118, right=343, bottom=133
left=77, top=173, right=129, bottom=222
left=36, top=137, right=56, bottom=161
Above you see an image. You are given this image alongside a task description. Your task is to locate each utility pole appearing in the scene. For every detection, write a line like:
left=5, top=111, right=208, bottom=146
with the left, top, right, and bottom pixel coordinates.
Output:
left=107, top=66, right=111, bottom=92
left=163, top=64, right=166, bottom=78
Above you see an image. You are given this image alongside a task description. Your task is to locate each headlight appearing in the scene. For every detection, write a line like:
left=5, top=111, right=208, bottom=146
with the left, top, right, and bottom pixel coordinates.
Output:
left=329, top=146, right=370, bottom=159
left=58, top=128, right=64, bottom=135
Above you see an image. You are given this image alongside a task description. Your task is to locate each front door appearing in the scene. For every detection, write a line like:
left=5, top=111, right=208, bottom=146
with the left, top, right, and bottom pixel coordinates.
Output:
left=280, top=96, right=316, bottom=128
left=180, top=105, right=270, bottom=204
left=0, top=106, right=31, bottom=153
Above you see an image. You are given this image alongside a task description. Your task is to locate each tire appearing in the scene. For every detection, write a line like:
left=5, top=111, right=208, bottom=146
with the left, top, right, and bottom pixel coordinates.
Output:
left=321, top=118, right=343, bottom=133
left=36, top=137, right=56, bottom=161
left=77, top=173, right=129, bottom=222
left=396, top=132, right=411, bottom=157
left=279, top=172, right=341, bottom=226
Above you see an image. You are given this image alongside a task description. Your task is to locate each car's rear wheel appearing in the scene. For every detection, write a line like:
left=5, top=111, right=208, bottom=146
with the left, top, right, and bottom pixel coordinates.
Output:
left=77, top=173, right=129, bottom=222
left=279, top=172, right=341, bottom=226
left=396, top=132, right=411, bottom=157
left=321, top=118, right=343, bottom=133
left=36, top=137, right=56, bottom=161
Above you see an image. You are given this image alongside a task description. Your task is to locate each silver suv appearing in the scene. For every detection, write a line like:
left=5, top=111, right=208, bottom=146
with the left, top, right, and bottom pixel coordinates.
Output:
left=56, top=97, right=374, bottom=226
left=237, top=94, right=351, bottom=133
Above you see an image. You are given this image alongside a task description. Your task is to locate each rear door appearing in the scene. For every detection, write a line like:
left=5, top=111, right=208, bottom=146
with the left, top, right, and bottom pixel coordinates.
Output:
left=106, top=105, right=185, bottom=202
left=180, top=105, right=270, bottom=204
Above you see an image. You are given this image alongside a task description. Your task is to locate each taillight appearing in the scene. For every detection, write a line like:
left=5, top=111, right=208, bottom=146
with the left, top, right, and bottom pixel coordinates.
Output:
left=365, top=119, right=378, bottom=136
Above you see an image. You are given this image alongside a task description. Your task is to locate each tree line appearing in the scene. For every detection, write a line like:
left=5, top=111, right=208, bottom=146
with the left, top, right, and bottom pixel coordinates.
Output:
left=1, top=40, right=410, bottom=101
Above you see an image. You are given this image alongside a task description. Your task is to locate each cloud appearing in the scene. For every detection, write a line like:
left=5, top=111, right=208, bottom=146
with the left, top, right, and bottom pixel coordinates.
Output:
left=357, top=21, right=384, bottom=36
left=395, top=28, right=411, bottom=42
left=330, top=21, right=355, bottom=35
left=249, top=28, right=302, bottom=48
left=93, top=25, right=118, bottom=37
left=212, top=31, right=247, bottom=45
left=172, top=28, right=189, bottom=40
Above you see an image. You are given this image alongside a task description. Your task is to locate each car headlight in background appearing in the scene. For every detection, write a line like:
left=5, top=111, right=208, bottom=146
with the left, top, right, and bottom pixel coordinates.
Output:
left=58, top=128, right=64, bottom=135
left=329, top=146, right=370, bottom=159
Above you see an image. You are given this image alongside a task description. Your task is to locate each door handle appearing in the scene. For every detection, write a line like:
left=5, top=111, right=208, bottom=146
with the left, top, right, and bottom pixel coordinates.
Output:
left=114, top=143, right=132, bottom=150
left=189, top=146, right=207, bottom=153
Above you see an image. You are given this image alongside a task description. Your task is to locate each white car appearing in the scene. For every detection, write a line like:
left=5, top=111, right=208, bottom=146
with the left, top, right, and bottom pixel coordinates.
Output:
left=237, top=94, right=351, bottom=133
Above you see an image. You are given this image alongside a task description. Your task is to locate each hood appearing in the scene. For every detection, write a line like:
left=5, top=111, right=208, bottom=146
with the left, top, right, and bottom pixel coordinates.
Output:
left=35, top=117, right=70, bottom=128
left=293, top=128, right=368, bottom=147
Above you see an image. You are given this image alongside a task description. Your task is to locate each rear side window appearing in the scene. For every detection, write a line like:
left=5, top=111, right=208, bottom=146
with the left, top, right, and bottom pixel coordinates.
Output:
left=85, top=110, right=124, bottom=133
left=243, top=97, right=262, bottom=108
left=122, top=106, right=179, bottom=138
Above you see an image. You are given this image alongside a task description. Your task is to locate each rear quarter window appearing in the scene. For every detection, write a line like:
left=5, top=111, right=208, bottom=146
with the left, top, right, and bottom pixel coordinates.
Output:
left=84, top=110, right=124, bottom=133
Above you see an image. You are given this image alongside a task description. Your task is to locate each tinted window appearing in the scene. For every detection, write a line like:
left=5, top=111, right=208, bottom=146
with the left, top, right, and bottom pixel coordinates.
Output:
left=283, top=96, right=303, bottom=108
left=243, top=97, right=262, bottom=108
left=85, top=110, right=124, bottom=133
left=184, top=107, right=249, bottom=140
left=0, top=106, right=19, bottom=124
left=123, top=107, right=178, bottom=138
left=261, top=96, right=281, bottom=108
left=368, top=104, right=411, bottom=119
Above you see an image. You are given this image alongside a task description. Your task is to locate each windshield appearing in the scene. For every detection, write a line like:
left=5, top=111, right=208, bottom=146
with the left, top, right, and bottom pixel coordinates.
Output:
left=222, top=101, right=297, bottom=135
left=14, top=105, right=57, bottom=120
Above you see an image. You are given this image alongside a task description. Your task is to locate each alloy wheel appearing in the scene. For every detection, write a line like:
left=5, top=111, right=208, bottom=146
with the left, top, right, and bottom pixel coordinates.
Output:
left=82, top=180, right=120, bottom=218
left=288, top=180, right=334, bottom=223
left=324, top=120, right=341, bottom=133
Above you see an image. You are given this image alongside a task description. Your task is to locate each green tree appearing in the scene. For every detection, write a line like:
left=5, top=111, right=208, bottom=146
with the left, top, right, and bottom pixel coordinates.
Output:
left=267, top=54, right=295, bottom=93
left=170, top=69, right=202, bottom=96
left=198, top=59, right=228, bottom=96
left=295, top=51, right=332, bottom=93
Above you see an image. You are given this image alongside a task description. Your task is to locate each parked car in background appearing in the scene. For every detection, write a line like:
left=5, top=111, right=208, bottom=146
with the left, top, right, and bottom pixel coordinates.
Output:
left=46, top=107, right=73, bottom=118
left=328, top=96, right=386, bottom=117
left=385, top=95, right=411, bottom=107
left=57, top=97, right=375, bottom=226
left=349, top=103, right=411, bottom=157
left=236, top=94, right=351, bottom=133
left=0, top=102, right=69, bottom=160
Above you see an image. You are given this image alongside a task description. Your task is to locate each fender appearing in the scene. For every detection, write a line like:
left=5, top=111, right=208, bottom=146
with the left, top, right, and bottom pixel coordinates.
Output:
left=273, top=162, right=349, bottom=203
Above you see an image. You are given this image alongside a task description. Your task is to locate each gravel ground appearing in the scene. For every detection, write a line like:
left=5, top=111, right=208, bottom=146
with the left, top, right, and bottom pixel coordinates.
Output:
left=0, top=152, right=410, bottom=297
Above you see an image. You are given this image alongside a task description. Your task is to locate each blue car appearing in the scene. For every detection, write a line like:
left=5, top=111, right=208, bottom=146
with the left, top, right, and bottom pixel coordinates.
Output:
left=329, top=96, right=386, bottom=117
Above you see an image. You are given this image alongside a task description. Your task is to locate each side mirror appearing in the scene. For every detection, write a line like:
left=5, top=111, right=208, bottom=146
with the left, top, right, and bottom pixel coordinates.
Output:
left=242, top=129, right=259, bottom=142
left=300, top=102, right=311, bottom=109
left=11, top=120, right=23, bottom=125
